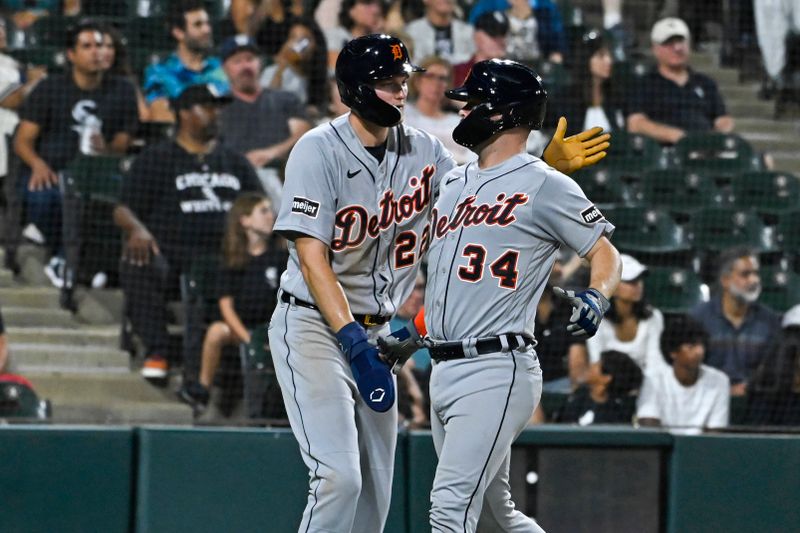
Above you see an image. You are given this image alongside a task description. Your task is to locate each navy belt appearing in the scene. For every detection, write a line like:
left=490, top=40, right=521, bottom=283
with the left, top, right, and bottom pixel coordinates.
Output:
left=429, top=334, right=535, bottom=363
left=280, top=291, right=390, bottom=327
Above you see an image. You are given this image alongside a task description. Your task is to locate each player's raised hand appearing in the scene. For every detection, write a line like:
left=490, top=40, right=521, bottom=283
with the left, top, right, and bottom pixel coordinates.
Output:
left=542, top=117, right=611, bottom=175
left=552, top=286, right=611, bottom=338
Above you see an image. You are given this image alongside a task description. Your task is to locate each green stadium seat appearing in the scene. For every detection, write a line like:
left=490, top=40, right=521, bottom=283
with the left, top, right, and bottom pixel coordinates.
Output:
left=60, top=156, right=124, bottom=309
left=641, top=169, right=723, bottom=218
left=645, top=266, right=707, bottom=314
left=674, top=133, right=761, bottom=176
left=535, top=60, right=567, bottom=93
left=686, top=207, right=775, bottom=253
left=596, top=131, right=665, bottom=173
left=759, top=267, right=800, bottom=313
left=29, top=16, right=77, bottom=47
left=604, top=206, right=690, bottom=254
left=126, top=17, right=173, bottom=52
left=0, top=381, right=50, bottom=420
left=181, top=254, right=222, bottom=311
left=9, top=47, right=66, bottom=70
left=776, top=209, right=800, bottom=253
left=572, top=167, right=634, bottom=208
left=731, top=171, right=800, bottom=216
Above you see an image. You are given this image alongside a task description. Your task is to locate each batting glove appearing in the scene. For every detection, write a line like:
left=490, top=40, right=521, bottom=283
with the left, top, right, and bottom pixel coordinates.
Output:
left=378, top=321, right=426, bottom=375
left=542, top=117, right=611, bottom=175
left=336, top=321, right=395, bottom=412
left=552, top=287, right=611, bottom=338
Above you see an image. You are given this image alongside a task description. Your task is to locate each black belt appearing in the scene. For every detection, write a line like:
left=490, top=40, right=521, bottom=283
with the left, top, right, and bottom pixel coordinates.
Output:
left=280, top=291, right=390, bottom=327
left=429, top=334, right=535, bottom=363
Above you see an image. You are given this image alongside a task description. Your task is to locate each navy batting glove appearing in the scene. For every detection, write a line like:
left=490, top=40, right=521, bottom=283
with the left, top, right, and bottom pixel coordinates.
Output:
left=552, top=287, right=611, bottom=338
left=336, top=321, right=395, bottom=412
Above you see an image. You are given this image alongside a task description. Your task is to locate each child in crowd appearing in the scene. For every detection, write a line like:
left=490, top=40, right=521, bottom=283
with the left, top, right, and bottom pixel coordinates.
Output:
left=179, top=193, right=288, bottom=412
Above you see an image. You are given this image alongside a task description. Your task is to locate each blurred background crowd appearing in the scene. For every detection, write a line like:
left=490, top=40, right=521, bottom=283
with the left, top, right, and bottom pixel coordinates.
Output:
left=0, top=0, right=799, bottom=432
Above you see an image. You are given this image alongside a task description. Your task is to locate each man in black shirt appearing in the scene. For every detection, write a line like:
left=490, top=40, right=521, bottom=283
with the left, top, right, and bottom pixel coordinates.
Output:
left=218, top=36, right=310, bottom=207
left=626, top=18, right=734, bottom=145
left=13, top=20, right=138, bottom=286
left=114, top=83, right=263, bottom=383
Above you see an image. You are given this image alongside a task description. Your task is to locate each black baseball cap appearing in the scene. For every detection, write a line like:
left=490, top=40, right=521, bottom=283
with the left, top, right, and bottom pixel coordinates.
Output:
left=171, top=83, right=233, bottom=110
left=474, top=11, right=510, bottom=37
left=219, top=35, right=260, bottom=62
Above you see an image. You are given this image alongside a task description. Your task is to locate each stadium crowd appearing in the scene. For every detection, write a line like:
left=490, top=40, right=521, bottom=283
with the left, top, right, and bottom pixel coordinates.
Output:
left=0, top=0, right=799, bottom=430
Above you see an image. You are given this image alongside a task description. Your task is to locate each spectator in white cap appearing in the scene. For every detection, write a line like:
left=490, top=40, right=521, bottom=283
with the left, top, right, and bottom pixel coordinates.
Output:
left=583, top=254, right=668, bottom=380
left=626, top=17, right=734, bottom=145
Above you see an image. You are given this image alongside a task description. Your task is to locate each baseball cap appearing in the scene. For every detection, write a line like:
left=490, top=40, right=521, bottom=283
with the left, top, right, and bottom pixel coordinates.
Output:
left=650, top=17, right=690, bottom=44
left=172, top=83, right=233, bottom=110
left=220, top=35, right=260, bottom=62
left=783, top=304, right=800, bottom=328
left=474, top=11, right=510, bottom=38
left=620, top=254, right=647, bottom=282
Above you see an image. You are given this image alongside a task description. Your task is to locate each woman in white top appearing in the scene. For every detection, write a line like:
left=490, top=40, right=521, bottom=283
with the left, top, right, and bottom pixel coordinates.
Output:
left=586, top=254, right=669, bottom=376
left=403, top=55, right=476, bottom=164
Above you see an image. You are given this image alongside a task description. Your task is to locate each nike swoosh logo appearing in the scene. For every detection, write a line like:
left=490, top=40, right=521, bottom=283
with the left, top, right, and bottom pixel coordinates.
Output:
left=446, top=176, right=461, bottom=185
left=347, top=169, right=361, bottom=179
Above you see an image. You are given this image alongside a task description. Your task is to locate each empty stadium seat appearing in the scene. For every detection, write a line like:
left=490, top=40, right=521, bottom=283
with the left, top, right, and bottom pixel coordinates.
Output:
left=641, top=169, right=723, bottom=219
left=645, top=266, right=707, bottom=314
left=776, top=209, right=800, bottom=253
left=28, top=16, right=77, bottom=47
left=597, top=131, right=666, bottom=173
left=572, top=167, right=634, bottom=208
left=674, top=132, right=761, bottom=175
left=604, top=206, right=690, bottom=255
left=10, top=47, right=66, bottom=70
left=759, top=267, right=800, bottom=313
left=126, top=17, right=173, bottom=53
left=686, top=207, right=774, bottom=253
left=731, top=171, right=800, bottom=216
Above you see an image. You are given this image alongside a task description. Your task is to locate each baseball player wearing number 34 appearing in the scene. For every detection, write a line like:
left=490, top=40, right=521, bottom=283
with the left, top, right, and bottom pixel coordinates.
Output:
left=381, top=59, right=622, bottom=532
left=268, top=34, right=611, bottom=533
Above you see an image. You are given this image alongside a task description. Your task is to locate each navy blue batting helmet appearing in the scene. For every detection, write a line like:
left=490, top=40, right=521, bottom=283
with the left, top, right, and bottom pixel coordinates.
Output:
left=335, top=34, right=423, bottom=127
left=446, top=59, right=548, bottom=149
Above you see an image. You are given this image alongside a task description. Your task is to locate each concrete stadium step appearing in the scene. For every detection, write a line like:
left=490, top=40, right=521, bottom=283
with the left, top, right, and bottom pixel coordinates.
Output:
left=719, top=84, right=761, bottom=101
left=770, top=153, right=800, bottom=175
left=735, top=118, right=800, bottom=137
left=3, top=306, right=79, bottom=328
left=25, top=372, right=193, bottom=424
left=725, top=99, right=776, bottom=117
left=699, top=67, right=740, bottom=86
left=10, top=343, right=130, bottom=372
left=0, top=286, right=61, bottom=308
left=741, top=132, right=800, bottom=154
left=0, top=268, right=12, bottom=287
left=6, top=326, right=121, bottom=348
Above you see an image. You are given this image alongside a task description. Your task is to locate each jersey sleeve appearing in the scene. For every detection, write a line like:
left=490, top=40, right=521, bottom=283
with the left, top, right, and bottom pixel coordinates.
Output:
left=273, top=134, right=337, bottom=246
left=431, top=134, right=457, bottom=194
left=532, top=170, right=615, bottom=257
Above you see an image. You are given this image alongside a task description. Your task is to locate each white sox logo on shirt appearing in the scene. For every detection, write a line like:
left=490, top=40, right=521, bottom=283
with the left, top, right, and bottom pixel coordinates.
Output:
left=330, top=165, right=435, bottom=251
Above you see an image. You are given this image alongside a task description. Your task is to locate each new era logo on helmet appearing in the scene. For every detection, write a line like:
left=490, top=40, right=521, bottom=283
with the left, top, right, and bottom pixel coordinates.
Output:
left=370, top=388, right=386, bottom=402
left=291, top=196, right=320, bottom=218
left=390, top=44, right=403, bottom=60
left=581, top=205, right=604, bottom=223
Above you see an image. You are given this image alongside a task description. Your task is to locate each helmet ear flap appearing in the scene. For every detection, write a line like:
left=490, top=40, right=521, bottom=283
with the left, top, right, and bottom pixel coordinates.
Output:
left=351, top=83, right=402, bottom=127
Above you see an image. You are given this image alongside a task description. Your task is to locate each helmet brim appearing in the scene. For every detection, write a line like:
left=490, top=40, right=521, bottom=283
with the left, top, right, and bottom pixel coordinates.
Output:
left=445, top=86, right=470, bottom=101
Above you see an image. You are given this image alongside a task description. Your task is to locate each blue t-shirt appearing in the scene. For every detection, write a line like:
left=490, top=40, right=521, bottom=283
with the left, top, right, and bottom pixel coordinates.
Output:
left=142, top=53, right=229, bottom=103
left=690, top=297, right=781, bottom=385
left=389, top=317, right=431, bottom=371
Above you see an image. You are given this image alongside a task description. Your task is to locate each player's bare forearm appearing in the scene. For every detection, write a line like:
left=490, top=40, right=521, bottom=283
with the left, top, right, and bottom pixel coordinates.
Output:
left=626, top=113, right=685, bottom=144
left=584, top=236, right=621, bottom=300
left=219, top=296, right=251, bottom=343
left=296, top=236, right=356, bottom=332
left=637, top=417, right=661, bottom=427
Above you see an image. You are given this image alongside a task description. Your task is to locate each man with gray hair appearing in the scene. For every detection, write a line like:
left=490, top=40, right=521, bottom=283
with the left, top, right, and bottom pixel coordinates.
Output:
left=690, top=246, right=781, bottom=396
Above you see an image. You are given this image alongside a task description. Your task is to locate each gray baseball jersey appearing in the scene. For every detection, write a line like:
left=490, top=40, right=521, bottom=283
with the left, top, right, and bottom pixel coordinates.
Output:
left=424, top=153, right=615, bottom=341
left=274, top=113, right=456, bottom=315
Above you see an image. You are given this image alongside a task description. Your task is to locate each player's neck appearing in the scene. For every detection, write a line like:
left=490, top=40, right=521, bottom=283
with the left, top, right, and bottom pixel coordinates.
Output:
left=349, top=113, right=390, bottom=146
left=476, top=130, right=527, bottom=169
left=72, top=68, right=103, bottom=91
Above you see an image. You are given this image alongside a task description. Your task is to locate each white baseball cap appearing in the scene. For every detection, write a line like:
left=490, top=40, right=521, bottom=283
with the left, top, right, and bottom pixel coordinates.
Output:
left=651, top=17, right=690, bottom=45
left=620, top=254, right=647, bottom=282
left=782, top=304, right=800, bottom=328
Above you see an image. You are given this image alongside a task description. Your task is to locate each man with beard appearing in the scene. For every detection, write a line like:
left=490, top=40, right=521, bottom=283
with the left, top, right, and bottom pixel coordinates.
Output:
left=114, top=83, right=263, bottom=383
left=143, top=0, right=229, bottom=122
left=690, top=247, right=781, bottom=397
left=218, top=36, right=311, bottom=208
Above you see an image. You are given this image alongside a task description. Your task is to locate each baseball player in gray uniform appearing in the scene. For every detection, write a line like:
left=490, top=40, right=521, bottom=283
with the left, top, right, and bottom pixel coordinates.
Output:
left=381, top=60, right=621, bottom=532
left=269, top=34, right=612, bottom=533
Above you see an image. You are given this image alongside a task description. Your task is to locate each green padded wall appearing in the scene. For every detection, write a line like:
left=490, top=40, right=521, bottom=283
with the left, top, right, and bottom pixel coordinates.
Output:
left=669, top=434, right=800, bottom=533
left=135, top=427, right=408, bottom=533
left=0, top=426, right=133, bottom=533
